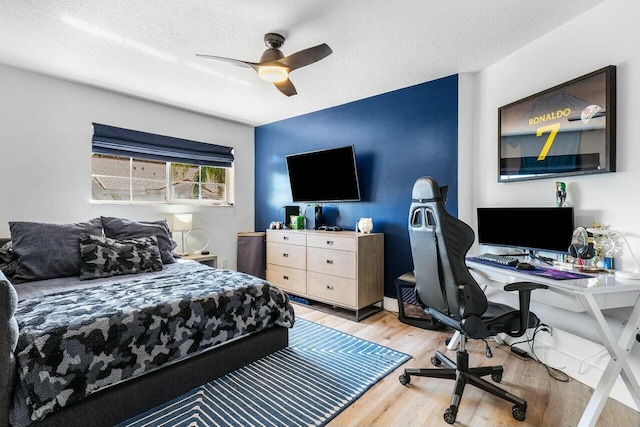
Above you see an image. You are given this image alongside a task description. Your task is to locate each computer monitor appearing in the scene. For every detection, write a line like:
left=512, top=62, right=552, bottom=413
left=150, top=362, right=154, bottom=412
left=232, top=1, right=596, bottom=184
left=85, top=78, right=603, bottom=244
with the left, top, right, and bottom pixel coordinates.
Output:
left=477, top=207, right=574, bottom=254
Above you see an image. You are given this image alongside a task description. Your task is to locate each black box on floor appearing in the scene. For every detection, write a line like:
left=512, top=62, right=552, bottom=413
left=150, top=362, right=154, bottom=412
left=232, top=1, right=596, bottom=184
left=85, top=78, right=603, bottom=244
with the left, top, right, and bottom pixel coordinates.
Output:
left=395, top=272, right=445, bottom=330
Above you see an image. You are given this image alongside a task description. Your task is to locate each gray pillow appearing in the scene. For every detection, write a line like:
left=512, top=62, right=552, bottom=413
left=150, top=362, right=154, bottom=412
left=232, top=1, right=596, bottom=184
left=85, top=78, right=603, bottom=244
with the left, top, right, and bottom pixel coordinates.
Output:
left=101, top=217, right=177, bottom=264
left=79, top=234, right=163, bottom=280
left=9, top=218, right=103, bottom=283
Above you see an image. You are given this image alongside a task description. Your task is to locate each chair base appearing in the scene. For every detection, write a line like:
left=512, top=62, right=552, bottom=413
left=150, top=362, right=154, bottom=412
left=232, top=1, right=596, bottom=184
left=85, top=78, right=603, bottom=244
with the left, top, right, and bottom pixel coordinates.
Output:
left=399, top=350, right=528, bottom=424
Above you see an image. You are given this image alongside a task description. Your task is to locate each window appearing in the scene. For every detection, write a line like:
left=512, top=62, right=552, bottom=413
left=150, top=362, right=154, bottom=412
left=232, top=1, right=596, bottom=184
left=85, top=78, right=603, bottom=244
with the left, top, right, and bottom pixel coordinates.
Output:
left=91, top=155, right=230, bottom=204
left=92, top=155, right=166, bottom=202
left=171, top=163, right=227, bottom=202
left=91, top=123, right=234, bottom=205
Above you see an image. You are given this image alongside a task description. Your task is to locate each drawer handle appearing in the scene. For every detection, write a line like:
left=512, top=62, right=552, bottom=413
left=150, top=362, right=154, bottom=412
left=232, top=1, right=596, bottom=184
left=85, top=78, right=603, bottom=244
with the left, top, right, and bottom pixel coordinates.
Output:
left=283, top=236, right=289, bottom=240
left=283, top=275, right=289, bottom=280
left=326, top=285, right=334, bottom=290
left=326, top=259, right=333, bottom=264
left=283, top=253, right=289, bottom=258
left=326, top=240, right=334, bottom=245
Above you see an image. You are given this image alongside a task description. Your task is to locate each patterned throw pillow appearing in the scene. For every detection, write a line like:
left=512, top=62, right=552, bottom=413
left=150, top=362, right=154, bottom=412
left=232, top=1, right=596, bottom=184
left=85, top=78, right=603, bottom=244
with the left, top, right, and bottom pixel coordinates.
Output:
left=79, top=234, right=163, bottom=280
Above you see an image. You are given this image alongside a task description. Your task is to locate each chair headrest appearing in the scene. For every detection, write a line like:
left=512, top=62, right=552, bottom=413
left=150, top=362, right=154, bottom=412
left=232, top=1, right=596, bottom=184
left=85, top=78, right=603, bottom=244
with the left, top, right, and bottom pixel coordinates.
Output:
left=411, top=177, right=448, bottom=203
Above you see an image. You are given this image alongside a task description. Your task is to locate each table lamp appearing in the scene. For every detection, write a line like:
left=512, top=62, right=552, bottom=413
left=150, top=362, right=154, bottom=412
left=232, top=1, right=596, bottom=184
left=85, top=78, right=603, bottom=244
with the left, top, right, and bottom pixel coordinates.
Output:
left=587, top=228, right=640, bottom=280
left=173, top=214, right=193, bottom=255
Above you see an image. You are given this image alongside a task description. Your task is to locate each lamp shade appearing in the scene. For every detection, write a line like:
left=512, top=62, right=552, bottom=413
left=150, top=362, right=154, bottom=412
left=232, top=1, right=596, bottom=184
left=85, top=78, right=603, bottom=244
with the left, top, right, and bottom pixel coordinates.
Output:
left=173, top=214, right=193, bottom=231
left=258, top=66, right=289, bottom=83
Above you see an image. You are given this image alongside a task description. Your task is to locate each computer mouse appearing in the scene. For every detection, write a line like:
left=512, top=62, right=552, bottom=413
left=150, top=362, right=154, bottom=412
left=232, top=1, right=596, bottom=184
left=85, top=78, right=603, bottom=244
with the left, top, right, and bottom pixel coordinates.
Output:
left=516, top=262, right=535, bottom=270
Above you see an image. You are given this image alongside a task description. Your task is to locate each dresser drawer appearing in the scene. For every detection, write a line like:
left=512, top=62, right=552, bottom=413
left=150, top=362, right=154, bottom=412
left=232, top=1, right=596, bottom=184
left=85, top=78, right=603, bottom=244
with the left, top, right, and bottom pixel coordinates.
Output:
left=267, top=265, right=307, bottom=295
left=307, top=247, right=356, bottom=279
left=266, top=230, right=307, bottom=246
left=307, top=271, right=356, bottom=307
left=307, top=234, right=356, bottom=252
left=267, top=242, right=306, bottom=269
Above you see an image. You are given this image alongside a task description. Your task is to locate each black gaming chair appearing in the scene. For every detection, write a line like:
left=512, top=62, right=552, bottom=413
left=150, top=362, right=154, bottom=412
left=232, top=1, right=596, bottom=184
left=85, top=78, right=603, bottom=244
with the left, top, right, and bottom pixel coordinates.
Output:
left=399, top=177, right=547, bottom=424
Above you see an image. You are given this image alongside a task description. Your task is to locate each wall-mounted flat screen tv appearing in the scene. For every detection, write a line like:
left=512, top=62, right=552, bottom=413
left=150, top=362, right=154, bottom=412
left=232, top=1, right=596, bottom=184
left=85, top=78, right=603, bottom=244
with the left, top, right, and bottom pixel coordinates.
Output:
left=477, top=207, right=574, bottom=254
left=286, top=145, right=361, bottom=203
left=498, top=66, right=616, bottom=182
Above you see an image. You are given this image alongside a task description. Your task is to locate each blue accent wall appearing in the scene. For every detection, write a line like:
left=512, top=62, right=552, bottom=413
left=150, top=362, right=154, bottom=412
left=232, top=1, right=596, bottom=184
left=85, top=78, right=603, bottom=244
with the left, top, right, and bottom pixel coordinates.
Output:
left=255, top=75, right=459, bottom=297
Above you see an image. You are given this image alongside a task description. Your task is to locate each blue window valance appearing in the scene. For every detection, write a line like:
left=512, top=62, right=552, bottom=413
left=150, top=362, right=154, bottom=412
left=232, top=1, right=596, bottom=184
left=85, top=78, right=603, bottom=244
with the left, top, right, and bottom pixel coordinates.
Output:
left=92, top=123, right=234, bottom=167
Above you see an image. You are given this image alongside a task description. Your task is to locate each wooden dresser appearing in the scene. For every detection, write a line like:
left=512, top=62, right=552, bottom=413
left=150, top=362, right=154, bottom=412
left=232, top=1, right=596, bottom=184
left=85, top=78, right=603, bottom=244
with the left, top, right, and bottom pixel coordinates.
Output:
left=266, top=229, right=384, bottom=321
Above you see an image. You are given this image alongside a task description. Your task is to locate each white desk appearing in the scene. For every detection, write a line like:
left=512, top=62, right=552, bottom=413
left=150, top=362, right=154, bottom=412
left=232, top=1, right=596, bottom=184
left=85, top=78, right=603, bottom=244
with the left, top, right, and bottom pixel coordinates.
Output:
left=466, top=259, right=640, bottom=427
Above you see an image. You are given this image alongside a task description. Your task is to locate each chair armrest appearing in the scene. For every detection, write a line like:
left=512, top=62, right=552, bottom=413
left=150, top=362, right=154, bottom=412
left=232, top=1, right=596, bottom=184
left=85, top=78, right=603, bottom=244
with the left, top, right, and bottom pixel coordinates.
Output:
left=504, top=282, right=548, bottom=292
left=503, top=281, right=548, bottom=337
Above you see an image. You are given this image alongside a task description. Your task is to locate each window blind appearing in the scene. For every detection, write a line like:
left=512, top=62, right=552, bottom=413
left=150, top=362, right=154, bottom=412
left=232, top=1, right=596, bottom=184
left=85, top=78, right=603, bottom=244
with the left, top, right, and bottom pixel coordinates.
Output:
left=92, top=123, right=234, bottom=167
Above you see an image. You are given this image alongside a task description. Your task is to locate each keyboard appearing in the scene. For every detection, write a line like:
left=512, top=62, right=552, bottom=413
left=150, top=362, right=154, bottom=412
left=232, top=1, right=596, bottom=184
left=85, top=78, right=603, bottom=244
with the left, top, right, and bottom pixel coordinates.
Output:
left=475, top=253, right=519, bottom=267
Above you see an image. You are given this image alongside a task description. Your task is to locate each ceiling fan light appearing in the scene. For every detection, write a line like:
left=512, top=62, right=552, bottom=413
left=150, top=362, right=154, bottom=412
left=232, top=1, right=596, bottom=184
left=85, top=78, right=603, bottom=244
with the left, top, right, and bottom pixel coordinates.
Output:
left=258, top=66, right=288, bottom=83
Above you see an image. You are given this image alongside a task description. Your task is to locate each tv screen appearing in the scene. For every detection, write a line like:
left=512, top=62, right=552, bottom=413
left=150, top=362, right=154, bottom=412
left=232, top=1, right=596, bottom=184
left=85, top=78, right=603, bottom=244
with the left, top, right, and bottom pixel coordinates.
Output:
left=286, top=146, right=361, bottom=203
left=477, top=207, right=574, bottom=254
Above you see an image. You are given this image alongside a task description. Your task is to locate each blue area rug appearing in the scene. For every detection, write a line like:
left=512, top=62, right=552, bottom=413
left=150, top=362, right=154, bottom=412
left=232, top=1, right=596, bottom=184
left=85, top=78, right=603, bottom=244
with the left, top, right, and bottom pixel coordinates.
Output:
left=118, top=318, right=410, bottom=427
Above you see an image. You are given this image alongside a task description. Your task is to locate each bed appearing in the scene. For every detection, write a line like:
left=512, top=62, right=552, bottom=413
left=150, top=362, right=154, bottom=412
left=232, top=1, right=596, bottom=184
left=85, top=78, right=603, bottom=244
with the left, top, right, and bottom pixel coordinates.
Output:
left=0, top=220, right=295, bottom=427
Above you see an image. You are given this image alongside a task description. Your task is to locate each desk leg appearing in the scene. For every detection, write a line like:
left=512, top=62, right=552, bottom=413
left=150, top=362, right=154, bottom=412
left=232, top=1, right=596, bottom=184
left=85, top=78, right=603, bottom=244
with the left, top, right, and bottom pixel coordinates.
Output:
left=577, top=293, right=640, bottom=427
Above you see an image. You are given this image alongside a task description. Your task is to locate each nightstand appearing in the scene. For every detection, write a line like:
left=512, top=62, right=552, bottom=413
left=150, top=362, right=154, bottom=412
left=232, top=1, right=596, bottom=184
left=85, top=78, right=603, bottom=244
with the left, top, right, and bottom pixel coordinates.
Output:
left=181, top=254, right=217, bottom=268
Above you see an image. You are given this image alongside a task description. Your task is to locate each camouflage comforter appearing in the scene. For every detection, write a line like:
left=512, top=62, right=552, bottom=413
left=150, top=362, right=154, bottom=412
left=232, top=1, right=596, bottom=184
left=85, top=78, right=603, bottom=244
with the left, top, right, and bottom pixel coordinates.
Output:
left=13, top=262, right=295, bottom=423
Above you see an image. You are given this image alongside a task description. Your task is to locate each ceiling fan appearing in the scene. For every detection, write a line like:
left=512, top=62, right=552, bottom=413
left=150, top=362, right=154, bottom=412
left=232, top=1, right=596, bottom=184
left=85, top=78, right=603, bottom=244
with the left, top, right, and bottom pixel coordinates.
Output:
left=196, top=33, right=332, bottom=96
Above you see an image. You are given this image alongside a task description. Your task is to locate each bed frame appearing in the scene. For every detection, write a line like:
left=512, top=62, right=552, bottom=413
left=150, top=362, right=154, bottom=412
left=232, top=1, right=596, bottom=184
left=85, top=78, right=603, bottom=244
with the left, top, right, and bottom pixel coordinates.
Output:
left=0, top=237, right=289, bottom=427
left=40, top=327, right=287, bottom=427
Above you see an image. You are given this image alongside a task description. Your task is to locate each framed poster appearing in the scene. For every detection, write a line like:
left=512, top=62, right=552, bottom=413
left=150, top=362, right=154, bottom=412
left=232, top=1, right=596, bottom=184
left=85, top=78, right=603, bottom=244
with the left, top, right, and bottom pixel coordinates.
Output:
left=498, top=66, right=616, bottom=182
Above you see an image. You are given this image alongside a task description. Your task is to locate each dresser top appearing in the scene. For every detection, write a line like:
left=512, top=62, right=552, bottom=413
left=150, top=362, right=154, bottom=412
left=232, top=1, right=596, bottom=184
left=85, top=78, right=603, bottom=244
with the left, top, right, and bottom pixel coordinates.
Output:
left=266, top=229, right=382, bottom=238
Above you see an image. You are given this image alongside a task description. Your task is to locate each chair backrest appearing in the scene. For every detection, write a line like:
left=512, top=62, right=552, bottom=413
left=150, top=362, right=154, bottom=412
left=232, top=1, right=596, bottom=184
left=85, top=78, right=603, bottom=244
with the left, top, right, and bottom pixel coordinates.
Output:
left=408, top=177, right=488, bottom=319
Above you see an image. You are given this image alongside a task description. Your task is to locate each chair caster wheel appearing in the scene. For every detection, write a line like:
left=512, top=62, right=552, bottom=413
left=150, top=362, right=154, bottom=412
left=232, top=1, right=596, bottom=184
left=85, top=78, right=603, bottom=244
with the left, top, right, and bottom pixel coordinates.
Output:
left=399, top=373, right=411, bottom=386
left=491, top=372, right=502, bottom=383
left=443, top=406, right=457, bottom=424
left=512, top=405, right=526, bottom=421
left=431, top=356, right=442, bottom=367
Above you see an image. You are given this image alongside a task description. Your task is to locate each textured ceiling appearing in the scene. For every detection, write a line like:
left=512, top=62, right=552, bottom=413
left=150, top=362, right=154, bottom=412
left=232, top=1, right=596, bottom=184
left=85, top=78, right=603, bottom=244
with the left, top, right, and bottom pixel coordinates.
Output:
left=0, top=1, right=604, bottom=126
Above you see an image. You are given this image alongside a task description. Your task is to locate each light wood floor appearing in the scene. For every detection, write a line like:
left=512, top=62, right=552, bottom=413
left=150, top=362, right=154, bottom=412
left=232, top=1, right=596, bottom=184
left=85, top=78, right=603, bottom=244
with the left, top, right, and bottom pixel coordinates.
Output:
left=293, top=304, right=640, bottom=427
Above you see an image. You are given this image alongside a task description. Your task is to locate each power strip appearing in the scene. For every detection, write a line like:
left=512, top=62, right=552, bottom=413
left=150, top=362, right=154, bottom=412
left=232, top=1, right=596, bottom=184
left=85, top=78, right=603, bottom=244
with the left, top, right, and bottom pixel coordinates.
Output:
left=511, top=347, right=530, bottom=358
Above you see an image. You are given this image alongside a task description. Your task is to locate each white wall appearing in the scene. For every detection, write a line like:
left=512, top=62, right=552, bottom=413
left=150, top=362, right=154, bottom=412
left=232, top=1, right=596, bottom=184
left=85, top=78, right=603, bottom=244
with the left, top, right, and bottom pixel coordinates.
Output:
left=0, top=63, right=255, bottom=269
left=465, top=0, right=640, bottom=410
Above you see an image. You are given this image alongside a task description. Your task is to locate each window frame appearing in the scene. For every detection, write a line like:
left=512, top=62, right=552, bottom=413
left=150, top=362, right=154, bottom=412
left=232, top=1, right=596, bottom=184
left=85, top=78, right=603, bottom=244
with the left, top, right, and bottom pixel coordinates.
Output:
left=90, top=154, right=233, bottom=206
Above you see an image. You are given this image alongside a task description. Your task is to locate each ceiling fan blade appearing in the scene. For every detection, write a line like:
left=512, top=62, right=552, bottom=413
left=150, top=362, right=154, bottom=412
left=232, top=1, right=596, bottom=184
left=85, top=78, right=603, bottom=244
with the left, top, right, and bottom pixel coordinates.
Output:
left=195, top=54, right=259, bottom=71
left=274, top=79, right=297, bottom=97
left=276, top=44, right=332, bottom=71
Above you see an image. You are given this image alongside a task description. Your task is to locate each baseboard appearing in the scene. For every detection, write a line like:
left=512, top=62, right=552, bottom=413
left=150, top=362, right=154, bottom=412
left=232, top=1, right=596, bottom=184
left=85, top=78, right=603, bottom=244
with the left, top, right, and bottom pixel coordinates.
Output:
left=504, top=326, right=639, bottom=412
left=384, top=296, right=399, bottom=313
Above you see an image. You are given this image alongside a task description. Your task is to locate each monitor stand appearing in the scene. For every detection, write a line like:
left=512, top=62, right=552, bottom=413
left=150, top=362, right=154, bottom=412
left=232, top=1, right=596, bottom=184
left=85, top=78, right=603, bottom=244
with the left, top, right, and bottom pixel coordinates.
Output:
left=527, top=250, right=554, bottom=265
